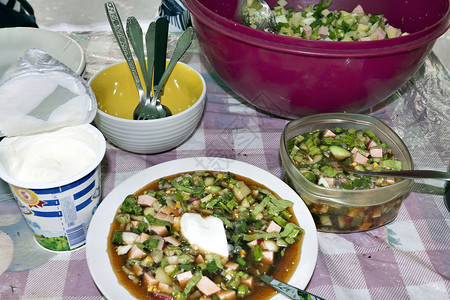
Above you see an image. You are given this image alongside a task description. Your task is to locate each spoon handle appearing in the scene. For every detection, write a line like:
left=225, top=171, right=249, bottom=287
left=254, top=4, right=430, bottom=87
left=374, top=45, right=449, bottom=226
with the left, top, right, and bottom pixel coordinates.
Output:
left=126, top=16, right=149, bottom=91
left=145, top=22, right=156, bottom=97
left=154, top=17, right=169, bottom=88
left=354, top=170, right=450, bottom=181
left=261, top=275, right=325, bottom=300
left=153, top=27, right=194, bottom=100
left=104, top=2, right=144, bottom=92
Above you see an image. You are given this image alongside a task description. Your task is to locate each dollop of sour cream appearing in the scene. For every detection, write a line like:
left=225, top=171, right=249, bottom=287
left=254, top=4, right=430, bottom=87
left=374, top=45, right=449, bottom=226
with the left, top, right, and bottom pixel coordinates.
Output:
left=180, top=213, right=229, bottom=257
left=0, top=125, right=100, bottom=183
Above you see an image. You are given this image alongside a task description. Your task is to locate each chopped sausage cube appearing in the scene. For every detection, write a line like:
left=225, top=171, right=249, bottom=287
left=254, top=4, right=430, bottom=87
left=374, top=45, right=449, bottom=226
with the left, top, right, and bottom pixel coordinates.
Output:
left=196, top=276, right=221, bottom=296
left=266, top=221, right=282, bottom=233
left=137, top=194, right=157, bottom=207
left=217, top=289, right=236, bottom=300
left=176, top=271, right=193, bottom=289
left=128, top=244, right=147, bottom=259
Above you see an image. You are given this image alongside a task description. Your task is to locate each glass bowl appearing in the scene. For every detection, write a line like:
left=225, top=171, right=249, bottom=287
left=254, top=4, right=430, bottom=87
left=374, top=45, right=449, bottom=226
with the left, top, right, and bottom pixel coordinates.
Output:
left=280, top=113, right=414, bottom=233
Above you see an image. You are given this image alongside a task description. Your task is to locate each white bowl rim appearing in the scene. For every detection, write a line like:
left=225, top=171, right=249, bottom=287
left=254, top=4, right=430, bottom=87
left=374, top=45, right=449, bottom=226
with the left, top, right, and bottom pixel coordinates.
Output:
left=0, top=27, right=86, bottom=75
left=88, top=60, right=206, bottom=124
left=0, top=124, right=106, bottom=189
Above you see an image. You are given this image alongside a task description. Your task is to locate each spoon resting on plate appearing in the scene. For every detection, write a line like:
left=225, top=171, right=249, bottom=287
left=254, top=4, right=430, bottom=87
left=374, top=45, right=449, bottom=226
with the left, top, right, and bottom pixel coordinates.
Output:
left=261, top=275, right=325, bottom=300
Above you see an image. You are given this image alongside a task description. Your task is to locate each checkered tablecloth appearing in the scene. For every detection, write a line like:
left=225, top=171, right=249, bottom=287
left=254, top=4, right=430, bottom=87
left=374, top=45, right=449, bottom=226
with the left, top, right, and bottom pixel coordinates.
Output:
left=0, top=31, right=449, bottom=300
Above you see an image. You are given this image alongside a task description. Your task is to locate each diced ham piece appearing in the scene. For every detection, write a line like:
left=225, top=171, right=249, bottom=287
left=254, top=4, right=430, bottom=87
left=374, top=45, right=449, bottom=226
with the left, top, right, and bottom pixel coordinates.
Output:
left=143, top=272, right=159, bottom=287
left=369, top=146, right=383, bottom=158
left=160, top=205, right=181, bottom=216
left=266, top=220, right=282, bottom=233
left=216, top=289, right=236, bottom=300
left=196, top=254, right=205, bottom=264
left=352, top=4, right=364, bottom=14
left=361, top=37, right=372, bottom=41
left=150, top=225, right=169, bottom=236
left=158, top=282, right=173, bottom=294
left=140, top=232, right=151, bottom=242
left=163, top=235, right=181, bottom=246
left=128, top=244, right=147, bottom=259
left=324, top=177, right=336, bottom=188
left=367, top=139, right=378, bottom=148
left=262, top=251, right=274, bottom=264
left=352, top=152, right=369, bottom=165
left=323, top=129, right=336, bottom=138
left=351, top=147, right=359, bottom=154
left=385, top=25, right=401, bottom=37
left=176, top=271, right=193, bottom=288
left=225, top=261, right=240, bottom=271
left=318, top=26, right=328, bottom=38
left=371, top=27, right=386, bottom=40
left=196, top=276, right=221, bottom=296
left=137, top=194, right=157, bottom=207
left=154, top=212, right=175, bottom=224
left=302, top=25, right=312, bottom=39
left=241, top=276, right=254, bottom=288
left=132, top=263, right=143, bottom=276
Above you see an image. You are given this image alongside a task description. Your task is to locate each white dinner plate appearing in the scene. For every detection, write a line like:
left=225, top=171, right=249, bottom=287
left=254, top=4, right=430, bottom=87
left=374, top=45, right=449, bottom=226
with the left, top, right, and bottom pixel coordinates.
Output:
left=0, top=27, right=85, bottom=77
left=86, top=157, right=318, bottom=299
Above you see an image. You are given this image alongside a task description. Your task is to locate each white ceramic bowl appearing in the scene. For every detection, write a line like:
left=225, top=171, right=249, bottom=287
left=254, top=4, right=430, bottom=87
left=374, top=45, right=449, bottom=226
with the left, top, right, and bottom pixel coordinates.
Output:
left=86, top=157, right=318, bottom=299
left=89, top=60, right=206, bottom=154
left=0, top=27, right=85, bottom=77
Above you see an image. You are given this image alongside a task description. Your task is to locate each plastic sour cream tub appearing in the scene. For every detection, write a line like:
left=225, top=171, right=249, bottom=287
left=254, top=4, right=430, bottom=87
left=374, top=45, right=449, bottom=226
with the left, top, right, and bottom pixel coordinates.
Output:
left=0, top=124, right=106, bottom=252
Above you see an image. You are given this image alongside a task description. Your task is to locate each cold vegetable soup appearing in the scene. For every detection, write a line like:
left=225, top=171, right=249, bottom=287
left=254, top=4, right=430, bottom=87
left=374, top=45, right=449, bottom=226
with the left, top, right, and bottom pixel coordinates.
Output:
left=108, top=171, right=304, bottom=299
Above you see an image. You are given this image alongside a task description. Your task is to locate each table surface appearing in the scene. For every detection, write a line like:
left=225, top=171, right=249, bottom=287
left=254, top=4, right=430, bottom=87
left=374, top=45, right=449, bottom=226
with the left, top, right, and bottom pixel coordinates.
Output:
left=0, top=31, right=449, bottom=300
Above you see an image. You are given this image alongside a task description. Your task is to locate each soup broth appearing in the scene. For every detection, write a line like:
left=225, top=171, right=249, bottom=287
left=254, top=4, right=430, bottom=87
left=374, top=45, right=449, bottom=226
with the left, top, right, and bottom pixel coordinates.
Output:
left=108, top=171, right=304, bottom=299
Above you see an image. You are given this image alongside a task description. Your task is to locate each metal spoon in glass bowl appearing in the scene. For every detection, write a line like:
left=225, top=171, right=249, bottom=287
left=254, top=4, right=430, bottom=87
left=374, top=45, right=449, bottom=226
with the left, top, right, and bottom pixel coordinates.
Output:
left=352, top=169, right=450, bottom=181
left=236, top=0, right=277, bottom=33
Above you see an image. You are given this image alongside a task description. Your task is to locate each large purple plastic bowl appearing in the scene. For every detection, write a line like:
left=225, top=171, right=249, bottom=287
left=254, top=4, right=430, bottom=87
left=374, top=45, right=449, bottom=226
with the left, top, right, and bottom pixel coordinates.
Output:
left=184, top=0, right=450, bottom=118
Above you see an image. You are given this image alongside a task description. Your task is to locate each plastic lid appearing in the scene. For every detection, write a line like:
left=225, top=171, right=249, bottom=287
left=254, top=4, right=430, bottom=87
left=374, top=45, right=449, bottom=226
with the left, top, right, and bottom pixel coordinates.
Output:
left=0, top=48, right=96, bottom=137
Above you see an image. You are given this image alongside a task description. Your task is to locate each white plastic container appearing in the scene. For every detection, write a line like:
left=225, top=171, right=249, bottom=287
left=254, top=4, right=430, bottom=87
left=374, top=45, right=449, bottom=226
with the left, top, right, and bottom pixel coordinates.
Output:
left=0, top=124, right=106, bottom=252
left=0, top=49, right=105, bottom=251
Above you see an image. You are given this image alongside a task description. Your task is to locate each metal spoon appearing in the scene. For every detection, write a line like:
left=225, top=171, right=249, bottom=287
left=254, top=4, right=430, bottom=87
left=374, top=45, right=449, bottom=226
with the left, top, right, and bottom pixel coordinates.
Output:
left=153, top=17, right=170, bottom=118
left=125, top=16, right=161, bottom=120
left=353, top=169, right=450, bottom=181
left=149, top=27, right=194, bottom=110
left=261, top=275, right=325, bottom=300
left=237, top=0, right=277, bottom=33
left=104, top=2, right=158, bottom=120
left=136, top=28, right=193, bottom=120
left=143, top=23, right=172, bottom=118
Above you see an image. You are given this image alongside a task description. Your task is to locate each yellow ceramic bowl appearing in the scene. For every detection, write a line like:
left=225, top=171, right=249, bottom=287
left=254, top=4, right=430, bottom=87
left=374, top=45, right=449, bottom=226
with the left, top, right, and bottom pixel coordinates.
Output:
left=89, top=60, right=206, bottom=154
left=91, top=60, right=204, bottom=119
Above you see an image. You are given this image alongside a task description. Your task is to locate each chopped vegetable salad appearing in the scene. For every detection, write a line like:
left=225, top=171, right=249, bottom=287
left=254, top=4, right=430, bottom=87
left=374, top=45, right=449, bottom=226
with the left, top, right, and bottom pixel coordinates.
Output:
left=109, top=171, right=304, bottom=299
left=271, top=0, right=408, bottom=41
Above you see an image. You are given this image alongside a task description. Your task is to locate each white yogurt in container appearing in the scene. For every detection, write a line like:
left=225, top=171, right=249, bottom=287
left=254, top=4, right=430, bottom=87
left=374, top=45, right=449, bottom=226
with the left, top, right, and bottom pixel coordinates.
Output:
left=0, top=125, right=106, bottom=252
left=0, top=48, right=105, bottom=252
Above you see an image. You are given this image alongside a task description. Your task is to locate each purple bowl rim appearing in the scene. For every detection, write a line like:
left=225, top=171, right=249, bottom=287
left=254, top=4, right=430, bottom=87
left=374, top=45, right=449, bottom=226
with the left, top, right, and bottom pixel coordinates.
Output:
left=185, top=0, right=450, bottom=57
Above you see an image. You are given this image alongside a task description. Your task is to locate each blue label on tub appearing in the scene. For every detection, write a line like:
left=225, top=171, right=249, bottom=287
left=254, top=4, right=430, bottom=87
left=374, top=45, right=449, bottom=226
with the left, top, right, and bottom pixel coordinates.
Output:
left=12, top=167, right=101, bottom=252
